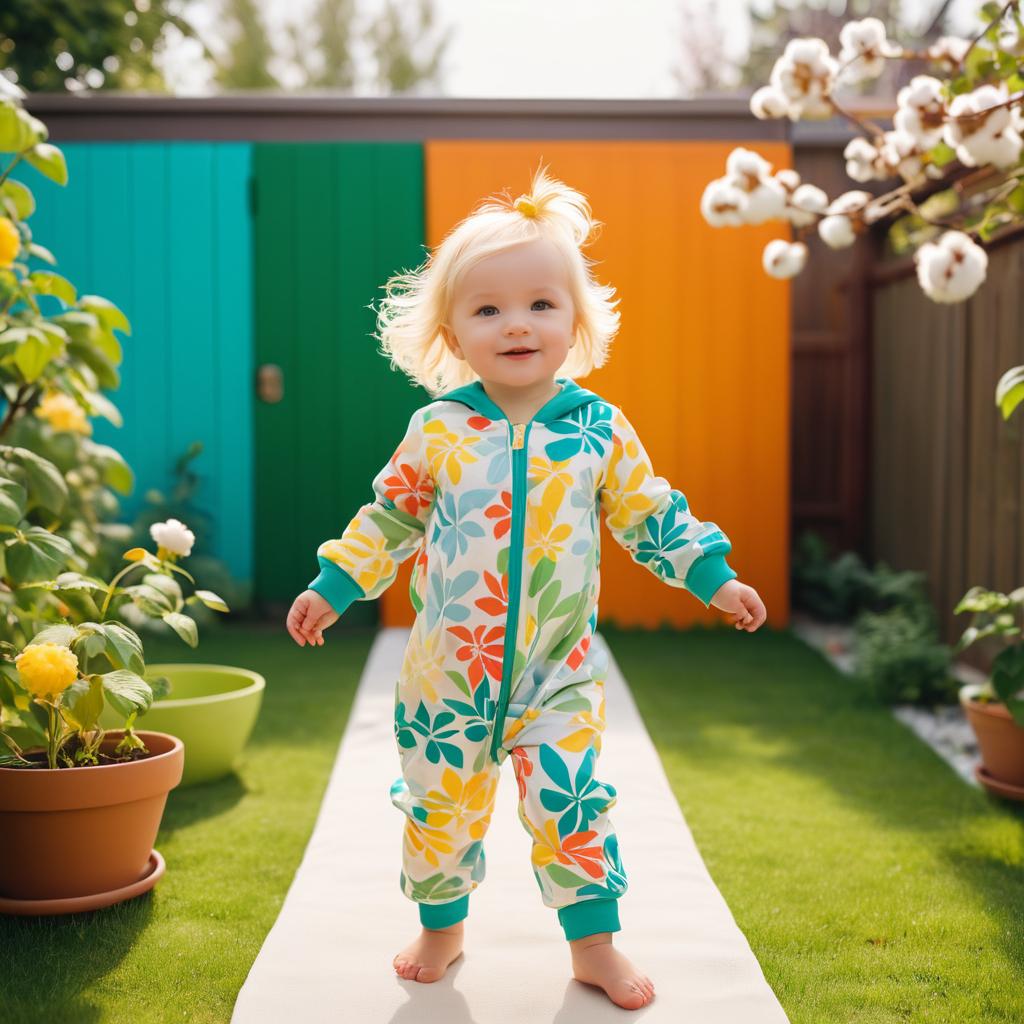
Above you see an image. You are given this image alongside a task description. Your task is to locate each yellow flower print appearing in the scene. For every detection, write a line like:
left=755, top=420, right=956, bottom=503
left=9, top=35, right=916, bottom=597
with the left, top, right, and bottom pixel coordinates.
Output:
left=528, top=456, right=573, bottom=507
left=319, top=527, right=392, bottom=591
left=423, top=419, right=479, bottom=485
left=400, top=625, right=446, bottom=704
left=525, top=500, right=573, bottom=568
left=503, top=706, right=540, bottom=744
left=422, top=766, right=497, bottom=837
left=601, top=459, right=659, bottom=531
left=556, top=710, right=605, bottom=753
left=404, top=818, right=455, bottom=869
left=526, top=815, right=566, bottom=870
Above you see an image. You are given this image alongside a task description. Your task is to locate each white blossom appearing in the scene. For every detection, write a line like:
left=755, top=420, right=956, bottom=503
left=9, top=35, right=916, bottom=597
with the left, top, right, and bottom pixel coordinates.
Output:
left=769, top=38, right=838, bottom=121
left=943, top=83, right=1023, bottom=169
left=925, top=36, right=972, bottom=71
left=787, top=183, right=829, bottom=228
left=763, top=239, right=808, bottom=279
left=914, top=230, right=988, bottom=303
left=997, top=24, right=1024, bottom=57
left=844, top=136, right=886, bottom=182
left=700, top=177, right=748, bottom=227
left=774, top=168, right=801, bottom=192
left=0, top=74, right=24, bottom=102
left=878, top=130, right=924, bottom=182
left=817, top=190, right=873, bottom=248
left=150, top=518, right=196, bottom=558
left=836, top=18, right=901, bottom=84
left=722, top=147, right=788, bottom=224
left=750, top=85, right=790, bottom=120
left=893, top=75, right=946, bottom=151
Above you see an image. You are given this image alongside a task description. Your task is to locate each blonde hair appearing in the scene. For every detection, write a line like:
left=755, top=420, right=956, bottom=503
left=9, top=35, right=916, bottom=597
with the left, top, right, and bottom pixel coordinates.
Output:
left=371, top=163, right=621, bottom=399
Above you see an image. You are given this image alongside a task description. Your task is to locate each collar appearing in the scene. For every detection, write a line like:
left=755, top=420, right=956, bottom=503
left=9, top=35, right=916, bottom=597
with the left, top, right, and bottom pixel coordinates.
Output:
left=435, top=376, right=603, bottom=423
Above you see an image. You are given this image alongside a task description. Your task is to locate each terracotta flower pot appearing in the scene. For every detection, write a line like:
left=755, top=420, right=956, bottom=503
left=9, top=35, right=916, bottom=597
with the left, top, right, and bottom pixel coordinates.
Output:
left=0, top=730, right=184, bottom=903
left=960, top=683, right=1024, bottom=797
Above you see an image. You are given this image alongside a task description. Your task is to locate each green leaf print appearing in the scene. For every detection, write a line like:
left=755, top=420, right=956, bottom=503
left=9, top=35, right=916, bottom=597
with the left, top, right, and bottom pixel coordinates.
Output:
left=545, top=863, right=592, bottom=889
left=529, top=556, right=555, bottom=597
left=406, top=871, right=466, bottom=902
left=445, top=669, right=473, bottom=701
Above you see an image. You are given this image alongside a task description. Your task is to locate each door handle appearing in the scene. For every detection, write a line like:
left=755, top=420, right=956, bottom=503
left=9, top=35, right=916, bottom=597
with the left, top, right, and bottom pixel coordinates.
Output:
left=256, top=363, right=283, bottom=403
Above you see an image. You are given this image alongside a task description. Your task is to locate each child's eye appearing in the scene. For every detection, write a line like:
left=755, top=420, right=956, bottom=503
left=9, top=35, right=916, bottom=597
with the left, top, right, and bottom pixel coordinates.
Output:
left=475, top=300, right=553, bottom=316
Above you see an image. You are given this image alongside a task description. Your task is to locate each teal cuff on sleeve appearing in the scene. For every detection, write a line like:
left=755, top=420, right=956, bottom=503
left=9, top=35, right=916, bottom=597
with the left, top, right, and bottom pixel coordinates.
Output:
left=685, top=553, right=737, bottom=608
left=308, top=556, right=365, bottom=616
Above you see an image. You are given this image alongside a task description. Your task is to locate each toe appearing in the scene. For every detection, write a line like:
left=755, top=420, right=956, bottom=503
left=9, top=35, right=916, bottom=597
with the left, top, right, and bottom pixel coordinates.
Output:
left=416, top=964, right=444, bottom=983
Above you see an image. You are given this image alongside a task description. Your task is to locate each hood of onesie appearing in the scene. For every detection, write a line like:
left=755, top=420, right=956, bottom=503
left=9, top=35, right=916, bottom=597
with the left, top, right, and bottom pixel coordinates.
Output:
left=435, top=376, right=602, bottom=422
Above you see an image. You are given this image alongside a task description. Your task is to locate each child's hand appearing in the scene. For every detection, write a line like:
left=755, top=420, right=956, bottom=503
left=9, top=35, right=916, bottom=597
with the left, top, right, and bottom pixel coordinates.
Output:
left=286, top=590, right=340, bottom=646
left=709, top=579, right=766, bottom=632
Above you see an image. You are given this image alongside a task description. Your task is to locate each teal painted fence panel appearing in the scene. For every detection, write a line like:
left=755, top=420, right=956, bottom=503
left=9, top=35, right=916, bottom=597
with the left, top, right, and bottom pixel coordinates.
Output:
left=24, top=142, right=254, bottom=593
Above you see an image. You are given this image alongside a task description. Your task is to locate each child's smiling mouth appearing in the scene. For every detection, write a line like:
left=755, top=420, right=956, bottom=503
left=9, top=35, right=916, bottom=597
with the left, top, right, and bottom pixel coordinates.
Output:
left=501, top=348, right=537, bottom=358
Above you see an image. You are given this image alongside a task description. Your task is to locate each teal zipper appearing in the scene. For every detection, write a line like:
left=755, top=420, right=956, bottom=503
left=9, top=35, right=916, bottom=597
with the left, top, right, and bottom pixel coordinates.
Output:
left=489, top=418, right=531, bottom=763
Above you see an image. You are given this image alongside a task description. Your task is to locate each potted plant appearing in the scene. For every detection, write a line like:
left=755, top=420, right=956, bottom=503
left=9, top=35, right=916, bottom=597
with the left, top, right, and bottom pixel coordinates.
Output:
left=952, top=585, right=1024, bottom=800
left=0, top=85, right=237, bottom=913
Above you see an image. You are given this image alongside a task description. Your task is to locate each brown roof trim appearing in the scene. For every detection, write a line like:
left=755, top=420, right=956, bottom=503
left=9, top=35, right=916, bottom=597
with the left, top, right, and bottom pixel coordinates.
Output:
left=23, top=92, right=892, bottom=146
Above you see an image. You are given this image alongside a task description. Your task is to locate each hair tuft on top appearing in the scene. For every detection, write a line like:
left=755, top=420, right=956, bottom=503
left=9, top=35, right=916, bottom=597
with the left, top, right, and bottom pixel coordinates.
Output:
left=370, top=161, right=621, bottom=399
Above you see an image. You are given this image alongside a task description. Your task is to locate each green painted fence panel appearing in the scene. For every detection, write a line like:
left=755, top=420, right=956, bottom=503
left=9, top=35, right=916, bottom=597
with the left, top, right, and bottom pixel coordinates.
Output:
left=252, top=142, right=426, bottom=619
left=24, top=142, right=254, bottom=594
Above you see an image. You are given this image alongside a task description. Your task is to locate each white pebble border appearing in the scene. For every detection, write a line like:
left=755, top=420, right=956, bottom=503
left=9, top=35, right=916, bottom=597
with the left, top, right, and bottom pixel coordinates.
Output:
left=790, top=611, right=984, bottom=788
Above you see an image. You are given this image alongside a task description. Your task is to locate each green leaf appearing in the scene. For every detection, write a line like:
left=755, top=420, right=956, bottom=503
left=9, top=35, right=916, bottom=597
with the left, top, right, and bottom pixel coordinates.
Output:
left=192, top=588, right=229, bottom=613
left=0, top=101, right=30, bottom=152
left=29, top=270, right=76, bottom=306
left=27, top=242, right=55, bottom=264
left=2, top=445, right=69, bottom=514
left=528, top=557, right=555, bottom=597
left=96, top=620, right=146, bottom=675
left=162, top=611, right=198, bottom=647
left=0, top=477, right=26, bottom=527
left=100, top=668, right=153, bottom=719
left=79, top=294, right=130, bottom=335
left=0, top=179, right=34, bottom=220
left=29, top=623, right=77, bottom=647
left=61, top=675, right=104, bottom=731
left=80, top=440, right=133, bottom=495
left=23, top=143, right=67, bottom=187
left=5, top=526, right=73, bottom=582
left=927, top=140, right=958, bottom=168
left=995, top=364, right=1024, bottom=419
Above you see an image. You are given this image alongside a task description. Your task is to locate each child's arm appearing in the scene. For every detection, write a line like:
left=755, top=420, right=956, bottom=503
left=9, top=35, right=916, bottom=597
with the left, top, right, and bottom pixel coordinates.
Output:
left=598, top=407, right=738, bottom=610
left=307, top=406, right=436, bottom=621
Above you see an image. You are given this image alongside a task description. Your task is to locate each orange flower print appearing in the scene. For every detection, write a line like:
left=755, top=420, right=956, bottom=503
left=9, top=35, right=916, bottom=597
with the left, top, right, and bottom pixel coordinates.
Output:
left=475, top=570, right=508, bottom=618
left=511, top=745, right=533, bottom=801
left=382, top=458, right=434, bottom=517
left=484, top=490, right=512, bottom=539
left=448, top=623, right=504, bottom=689
left=560, top=830, right=606, bottom=879
left=566, top=631, right=591, bottom=672
left=467, top=415, right=493, bottom=430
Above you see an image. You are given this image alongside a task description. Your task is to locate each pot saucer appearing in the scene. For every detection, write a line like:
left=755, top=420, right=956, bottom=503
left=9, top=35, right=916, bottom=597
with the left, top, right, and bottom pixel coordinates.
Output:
left=0, top=849, right=165, bottom=916
left=975, top=765, right=1024, bottom=802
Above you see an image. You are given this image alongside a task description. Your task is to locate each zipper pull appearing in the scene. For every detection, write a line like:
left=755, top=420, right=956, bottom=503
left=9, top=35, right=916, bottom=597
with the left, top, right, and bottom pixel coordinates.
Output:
left=511, top=422, right=526, bottom=450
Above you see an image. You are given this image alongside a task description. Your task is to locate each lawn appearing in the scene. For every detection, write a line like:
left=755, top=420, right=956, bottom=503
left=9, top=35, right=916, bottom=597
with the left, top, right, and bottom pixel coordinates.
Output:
left=0, top=621, right=1021, bottom=1023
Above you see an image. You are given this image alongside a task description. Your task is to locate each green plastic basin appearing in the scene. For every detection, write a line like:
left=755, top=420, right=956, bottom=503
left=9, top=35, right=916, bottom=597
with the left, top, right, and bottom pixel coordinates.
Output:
left=98, top=663, right=265, bottom=787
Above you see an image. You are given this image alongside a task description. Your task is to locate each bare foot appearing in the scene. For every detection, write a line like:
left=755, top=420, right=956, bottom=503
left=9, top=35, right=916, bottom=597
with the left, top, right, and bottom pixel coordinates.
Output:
left=569, top=932, right=655, bottom=1010
left=392, top=920, right=465, bottom=983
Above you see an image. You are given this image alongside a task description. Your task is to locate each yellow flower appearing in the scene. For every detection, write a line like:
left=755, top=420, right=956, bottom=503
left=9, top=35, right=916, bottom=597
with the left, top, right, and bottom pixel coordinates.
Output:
left=15, top=642, right=79, bottom=699
left=0, top=217, right=20, bottom=267
left=34, top=391, right=91, bottom=435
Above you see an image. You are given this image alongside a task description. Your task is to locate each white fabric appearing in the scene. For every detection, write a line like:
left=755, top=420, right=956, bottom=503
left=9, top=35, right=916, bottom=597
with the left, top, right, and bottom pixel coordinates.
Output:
left=231, top=628, right=790, bottom=1023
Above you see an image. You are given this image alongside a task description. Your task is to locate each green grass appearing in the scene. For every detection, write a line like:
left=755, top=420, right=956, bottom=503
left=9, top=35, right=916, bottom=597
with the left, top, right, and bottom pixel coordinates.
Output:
left=1, top=622, right=1022, bottom=1023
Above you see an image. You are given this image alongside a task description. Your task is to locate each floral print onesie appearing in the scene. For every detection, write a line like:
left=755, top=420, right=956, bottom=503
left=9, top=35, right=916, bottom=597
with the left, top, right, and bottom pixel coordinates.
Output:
left=308, top=376, right=736, bottom=941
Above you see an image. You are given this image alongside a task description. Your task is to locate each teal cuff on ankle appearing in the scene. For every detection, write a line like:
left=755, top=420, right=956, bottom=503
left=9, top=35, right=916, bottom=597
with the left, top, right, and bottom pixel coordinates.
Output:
left=558, top=896, right=621, bottom=941
left=419, top=894, right=469, bottom=929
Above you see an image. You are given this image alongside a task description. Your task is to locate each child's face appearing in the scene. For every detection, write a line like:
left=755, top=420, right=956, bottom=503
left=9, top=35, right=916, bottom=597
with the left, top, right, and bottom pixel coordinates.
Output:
left=441, top=237, right=577, bottom=389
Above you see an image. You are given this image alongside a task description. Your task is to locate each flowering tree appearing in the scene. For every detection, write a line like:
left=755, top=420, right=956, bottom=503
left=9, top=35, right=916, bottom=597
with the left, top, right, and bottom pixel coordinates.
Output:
left=700, top=2, right=1024, bottom=421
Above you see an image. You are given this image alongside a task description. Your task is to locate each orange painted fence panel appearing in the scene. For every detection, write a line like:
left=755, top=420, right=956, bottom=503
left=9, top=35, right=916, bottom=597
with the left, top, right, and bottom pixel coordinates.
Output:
left=382, top=139, right=791, bottom=630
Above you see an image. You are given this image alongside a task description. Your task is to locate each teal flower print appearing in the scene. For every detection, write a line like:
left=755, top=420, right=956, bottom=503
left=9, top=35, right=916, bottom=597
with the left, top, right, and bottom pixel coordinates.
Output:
left=433, top=488, right=493, bottom=563
left=575, top=833, right=628, bottom=899
left=394, top=699, right=464, bottom=768
left=544, top=403, right=613, bottom=462
left=426, top=568, right=477, bottom=630
left=538, top=743, right=617, bottom=839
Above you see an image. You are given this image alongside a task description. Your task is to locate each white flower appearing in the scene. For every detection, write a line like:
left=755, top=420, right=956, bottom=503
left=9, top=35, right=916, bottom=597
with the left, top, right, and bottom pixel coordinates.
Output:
left=817, top=190, right=872, bottom=248
left=818, top=214, right=856, bottom=248
left=894, top=75, right=946, bottom=150
left=787, top=183, right=828, bottom=228
left=769, top=37, right=838, bottom=121
left=721, top=147, right=788, bottom=224
left=150, top=518, right=196, bottom=557
left=914, top=230, right=988, bottom=303
left=836, top=18, right=902, bottom=84
left=774, top=168, right=801, bottom=193
left=762, top=239, right=808, bottom=279
left=844, top=136, right=885, bottom=182
left=926, top=36, right=972, bottom=70
left=943, top=83, right=1022, bottom=169
left=0, top=73, right=24, bottom=102
left=700, top=177, right=748, bottom=227
left=878, top=130, right=924, bottom=182
left=998, top=24, right=1024, bottom=57
left=750, top=85, right=790, bottom=120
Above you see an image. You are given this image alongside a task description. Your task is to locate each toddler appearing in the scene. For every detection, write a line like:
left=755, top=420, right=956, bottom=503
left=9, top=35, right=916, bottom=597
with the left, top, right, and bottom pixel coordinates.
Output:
left=286, top=166, right=767, bottom=1011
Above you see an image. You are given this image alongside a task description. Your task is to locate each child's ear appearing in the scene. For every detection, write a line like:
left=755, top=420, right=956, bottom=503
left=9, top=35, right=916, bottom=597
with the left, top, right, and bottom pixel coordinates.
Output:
left=440, top=323, right=464, bottom=359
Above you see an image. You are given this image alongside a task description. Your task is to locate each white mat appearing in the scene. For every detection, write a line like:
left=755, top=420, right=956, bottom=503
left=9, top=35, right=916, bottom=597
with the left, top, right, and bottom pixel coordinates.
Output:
left=231, top=628, right=790, bottom=1022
